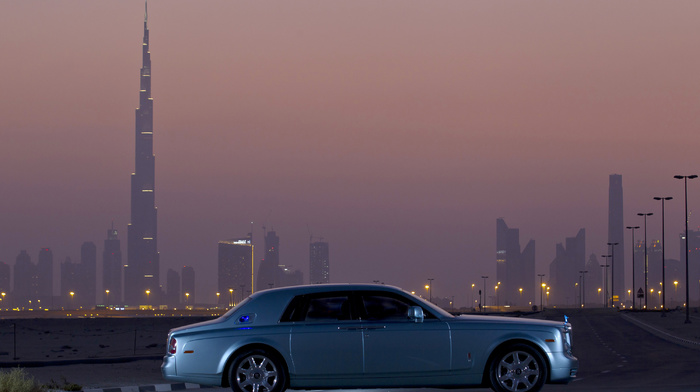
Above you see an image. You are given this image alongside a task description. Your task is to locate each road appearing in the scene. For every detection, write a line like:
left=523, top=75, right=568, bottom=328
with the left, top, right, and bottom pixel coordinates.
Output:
left=24, top=309, right=700, bottom=392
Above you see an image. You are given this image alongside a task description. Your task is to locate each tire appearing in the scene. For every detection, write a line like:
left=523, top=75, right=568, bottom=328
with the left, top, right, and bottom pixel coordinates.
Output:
left=229, top=348, right=288, bottom=392
left=488, top=343, right=547, bottom=392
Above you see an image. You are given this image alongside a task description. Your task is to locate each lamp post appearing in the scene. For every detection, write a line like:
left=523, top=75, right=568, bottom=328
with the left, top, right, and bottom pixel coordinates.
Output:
left=653, top=196, right=673, bottom=316
left=601, top=255, right=611, bottom=308
left=69, top=291, right=75, bottom=310
left=495, top=285, right=499, bottom=310
left=538, top=274, right=545, bottom=310
left=579, top=270, right=588, bottom=308
left=146, top=289, right=151, bottom=306
left=607, top=242, right=619, bottom=307
left=185, top=292, right=190, bottom=305
left=638, top=212, right=653, bottom=309
left=471, top=283, right=475, bottom=310
left=674, top=174, right=697, bottom=324
left=216, top=292, right=220, bottom=306
left=229, top=288, right=234, bottom=307
left=105, top=290, right=110, bottom=307
left=481, top=276, right=488, bottom=312
left=626, top=226, right=640, bottom=309
left=427, top=278, right=434, bottom=303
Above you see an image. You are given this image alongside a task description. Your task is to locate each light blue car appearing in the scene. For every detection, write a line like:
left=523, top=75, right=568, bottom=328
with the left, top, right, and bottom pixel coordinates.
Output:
left=162, top=284, right=577, bottom=392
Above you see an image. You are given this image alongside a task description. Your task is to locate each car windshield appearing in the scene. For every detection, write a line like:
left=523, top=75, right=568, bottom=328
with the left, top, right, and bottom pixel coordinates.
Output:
left=220, top=296, right=253, bottom=320
left=404, top=290, right=454, bottom=319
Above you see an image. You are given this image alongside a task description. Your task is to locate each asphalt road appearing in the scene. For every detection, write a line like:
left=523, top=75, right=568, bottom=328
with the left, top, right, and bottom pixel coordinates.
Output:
left=22, top=309, right=700, bottom=392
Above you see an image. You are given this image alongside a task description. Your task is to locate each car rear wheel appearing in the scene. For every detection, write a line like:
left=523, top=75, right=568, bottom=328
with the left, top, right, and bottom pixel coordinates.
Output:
left=488, top=344, right=547, bottom=392
left=229, top=349, right=287, bottom=392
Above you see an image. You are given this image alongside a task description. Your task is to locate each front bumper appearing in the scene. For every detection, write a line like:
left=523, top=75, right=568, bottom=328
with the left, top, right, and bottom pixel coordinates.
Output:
left=548, top=352, right=579, bottom=384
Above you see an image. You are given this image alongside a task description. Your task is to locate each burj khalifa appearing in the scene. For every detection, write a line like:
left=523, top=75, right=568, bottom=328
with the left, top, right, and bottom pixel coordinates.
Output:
left=125, top=2, right=159, bottom=306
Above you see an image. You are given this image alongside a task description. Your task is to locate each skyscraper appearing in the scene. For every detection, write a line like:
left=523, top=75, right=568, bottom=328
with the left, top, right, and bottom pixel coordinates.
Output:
left=548, top=229, right=586, bottom=306
left=103, top=226, right=123, bottom=305
left=14, top=250, right=37, bottom=309
left=257, top=229, right=280, bottom=289
left=81, top=241, right=97, bottom=307
left=37, top=248, right=53, bottom=307
left=496, top=219, right=535, bottom=307
left=309, top=240, right=330, bottom=284
left=218, top=235, right=254, bottom=304
left=607, top=174, right=625, bottom=306
left=126, top=3, right=160, bottom=306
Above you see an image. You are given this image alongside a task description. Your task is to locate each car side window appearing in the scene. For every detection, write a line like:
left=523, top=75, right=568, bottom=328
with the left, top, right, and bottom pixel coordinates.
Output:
left=359, top=292, right=438, bottom=321
left=305, top=295, right=352, bottom=321
left=362, top=294, right=411, bottom=321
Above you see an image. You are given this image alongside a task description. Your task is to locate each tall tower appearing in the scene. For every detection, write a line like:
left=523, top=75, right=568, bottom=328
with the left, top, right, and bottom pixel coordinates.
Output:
left=608, top=174, right=625, bottom=306
left=103, top=226, right=122, bottom=305
left=126, top=2, right=159, bottom=306
left=309, top=239, right=330, bottom=284
left=496, top=219, right=535, bottom=307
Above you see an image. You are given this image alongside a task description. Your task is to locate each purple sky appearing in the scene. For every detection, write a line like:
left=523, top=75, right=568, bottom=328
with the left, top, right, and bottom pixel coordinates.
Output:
left=2, top=1, right=700, bottom=306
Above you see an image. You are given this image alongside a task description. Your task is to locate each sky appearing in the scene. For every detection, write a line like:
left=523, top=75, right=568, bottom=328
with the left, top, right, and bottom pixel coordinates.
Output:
left=2, top=0, right=700, bottom=307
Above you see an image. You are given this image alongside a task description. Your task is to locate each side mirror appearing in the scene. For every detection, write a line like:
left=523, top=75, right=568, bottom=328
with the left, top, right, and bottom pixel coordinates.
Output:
left=408, top=306, right=424, bottom=323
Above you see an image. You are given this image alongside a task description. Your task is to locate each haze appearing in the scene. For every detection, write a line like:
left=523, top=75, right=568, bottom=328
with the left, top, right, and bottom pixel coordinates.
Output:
left=2, top=0, right=699, bottom=305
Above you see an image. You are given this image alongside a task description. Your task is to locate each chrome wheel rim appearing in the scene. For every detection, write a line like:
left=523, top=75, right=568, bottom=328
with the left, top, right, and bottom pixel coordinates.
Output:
left=236, top=354, right=279, bottom=392
left=495, top=350, right=541, bottom=391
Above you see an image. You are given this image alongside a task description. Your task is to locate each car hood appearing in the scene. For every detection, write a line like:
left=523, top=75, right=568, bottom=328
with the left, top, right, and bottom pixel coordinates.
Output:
left=453, top=314, right=565, bottom=327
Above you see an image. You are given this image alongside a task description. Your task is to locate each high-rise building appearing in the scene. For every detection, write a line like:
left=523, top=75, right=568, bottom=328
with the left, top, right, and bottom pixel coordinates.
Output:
left=81, top=241, right=97, bottom=307
left=103, top=226, right=122, bottom=305
left=548, top=229, right=586, bottom=306
left=607, top=174, right=625, bottom=307
left=257, top=229, right=280, bottom=289
left=218, top=235, right=254, bottom=305
left=126, top=3, right=160, bottom=306
left=61, top=257, right=78, bottom=309
left=166, top=268, right=180, bottom=308
left=37, top=248, right=53, bottom=307
left=496, top=219, right=535, bottom=307
left=182, top=265, right=195, bottom=305
left=14, top=250, right=37, bottom=309
left=0, top=262, right=10, bottom=299
left=309, top=240, right=330, bottom=284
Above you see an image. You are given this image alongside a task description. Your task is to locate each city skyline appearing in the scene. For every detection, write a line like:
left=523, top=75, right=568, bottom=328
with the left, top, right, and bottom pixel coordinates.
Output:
left=2, top=1, right=700, bottom=306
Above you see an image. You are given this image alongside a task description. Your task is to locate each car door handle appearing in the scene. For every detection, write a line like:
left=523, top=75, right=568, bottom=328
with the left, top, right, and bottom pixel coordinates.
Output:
left=337, top=326, right=363, bottom=331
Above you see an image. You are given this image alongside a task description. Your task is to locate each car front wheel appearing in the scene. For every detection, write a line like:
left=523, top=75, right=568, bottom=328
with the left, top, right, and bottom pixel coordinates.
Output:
left=229, top=349, right=287, bottom=392
left=488, top=344, right=547, bottom=392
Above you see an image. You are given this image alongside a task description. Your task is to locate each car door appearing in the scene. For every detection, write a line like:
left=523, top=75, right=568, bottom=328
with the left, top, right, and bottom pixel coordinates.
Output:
left=288, top=292, right=364, bottom=379
left=360, top=292, right=451, bottom=378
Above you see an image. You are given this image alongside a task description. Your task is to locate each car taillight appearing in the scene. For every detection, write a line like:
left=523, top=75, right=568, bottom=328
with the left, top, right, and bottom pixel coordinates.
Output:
left=168, top=337, right=177, bottom=354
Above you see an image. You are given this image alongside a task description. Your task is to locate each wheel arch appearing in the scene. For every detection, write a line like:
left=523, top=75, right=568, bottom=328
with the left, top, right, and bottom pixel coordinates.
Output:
left=481, top=339, right=551, bottom=387
left=221, top=343, right=289, bottom=388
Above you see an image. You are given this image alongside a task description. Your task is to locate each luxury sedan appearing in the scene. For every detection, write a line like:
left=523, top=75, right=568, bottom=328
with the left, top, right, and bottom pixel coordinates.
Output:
left=162, top=284, right=578, bottom=392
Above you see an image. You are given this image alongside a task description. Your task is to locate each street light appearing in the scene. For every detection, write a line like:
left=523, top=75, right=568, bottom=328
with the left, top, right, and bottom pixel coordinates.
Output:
left=578, top=270, right=588, bottom=308
left=146, top=289, right=151, bottom=306
left=427, top=278, right=434, bottom=303
left=471, top=283, right=475, bottom=310
left=654, top=196, right=673, bottom=316
left=185, top=292, right=190, bottom=305
left=637, top=212, right=653, bottom=310
left=626, top=226, right=640, bottom=309
left=105, top=289, right=110, bottom=306
left=495, top=285, right=499, bottom=310
left=216, top=292, right=220, bottom=305
left=69, top=291, right=75, bottom=310
left=601, top=255, right=611, bottom=308
left=538, top=274, right=545, bottom=310
left=607, top=242, right=619, bottom=307
left=229, top=288, right=234, bottom=307
left=481, top=276, right=488, bottom=312
left=674, top=174, right=697, bottom=324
